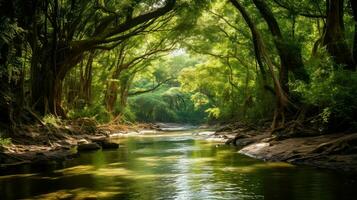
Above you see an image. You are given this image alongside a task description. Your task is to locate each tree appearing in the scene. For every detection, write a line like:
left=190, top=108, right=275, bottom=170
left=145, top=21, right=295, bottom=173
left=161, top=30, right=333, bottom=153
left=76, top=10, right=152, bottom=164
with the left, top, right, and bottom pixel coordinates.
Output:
left=229, top=0, right=290, bottom=128
left=322, top=0, right=355, bottom=70
left=104, top=35, right=176, bottom=117
left=27, top=0, right=176, bottom=116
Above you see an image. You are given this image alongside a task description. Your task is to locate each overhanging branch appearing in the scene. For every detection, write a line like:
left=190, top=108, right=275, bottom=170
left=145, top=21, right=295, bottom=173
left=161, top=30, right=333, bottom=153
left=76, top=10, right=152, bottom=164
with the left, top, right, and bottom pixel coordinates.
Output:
left=128, top=78, right=174, bottom=96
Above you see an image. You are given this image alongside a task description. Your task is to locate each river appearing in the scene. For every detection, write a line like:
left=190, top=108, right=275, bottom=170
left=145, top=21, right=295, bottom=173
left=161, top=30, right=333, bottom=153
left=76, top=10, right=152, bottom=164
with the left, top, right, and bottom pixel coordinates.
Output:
left=0, top=129, right=356, bottom=200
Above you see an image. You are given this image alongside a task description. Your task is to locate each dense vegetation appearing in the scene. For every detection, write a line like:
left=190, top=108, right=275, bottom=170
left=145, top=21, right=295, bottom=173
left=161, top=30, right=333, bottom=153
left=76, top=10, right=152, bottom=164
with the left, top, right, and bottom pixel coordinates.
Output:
left=1, top=0, right=357, bottom=135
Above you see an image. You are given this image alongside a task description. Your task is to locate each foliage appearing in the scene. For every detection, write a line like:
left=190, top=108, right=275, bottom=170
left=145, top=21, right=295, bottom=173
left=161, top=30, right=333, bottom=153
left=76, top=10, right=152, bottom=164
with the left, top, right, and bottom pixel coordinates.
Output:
left=42, top=115, right=62, bottom=127
left=1, top=0, right=357, bottom=134
left=129, top=87, right=206, bottom=123
left=293, top=63, right=357, bottom=130
left=0, top=137, right=11, bottom=146
left=0, top=17, right=24, bottom=81
left=0, top=131, right=12, bottom=146
left=126, top=54, right=207, bottom=123
left=129, top=90, right=179, bottom=122
left=68, top=105, right=110, bottom=123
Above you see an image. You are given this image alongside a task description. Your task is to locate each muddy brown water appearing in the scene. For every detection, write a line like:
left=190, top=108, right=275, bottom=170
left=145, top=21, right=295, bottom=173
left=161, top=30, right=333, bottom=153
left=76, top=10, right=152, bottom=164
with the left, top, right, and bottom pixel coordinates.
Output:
left=0, top=130, right=356, bottom=200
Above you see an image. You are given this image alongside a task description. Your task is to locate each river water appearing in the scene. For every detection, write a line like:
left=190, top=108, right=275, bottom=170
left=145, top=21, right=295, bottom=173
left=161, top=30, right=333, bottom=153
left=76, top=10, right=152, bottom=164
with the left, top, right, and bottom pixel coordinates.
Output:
left=0, top=130, right=356, bottom=200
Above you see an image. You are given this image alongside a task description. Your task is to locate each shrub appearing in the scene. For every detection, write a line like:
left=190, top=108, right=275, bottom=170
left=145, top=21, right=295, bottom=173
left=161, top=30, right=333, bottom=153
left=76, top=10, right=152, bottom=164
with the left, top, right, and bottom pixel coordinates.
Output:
left=0, top=131, right=11, bottom=146
left=293, top=67, right=357, bottom=131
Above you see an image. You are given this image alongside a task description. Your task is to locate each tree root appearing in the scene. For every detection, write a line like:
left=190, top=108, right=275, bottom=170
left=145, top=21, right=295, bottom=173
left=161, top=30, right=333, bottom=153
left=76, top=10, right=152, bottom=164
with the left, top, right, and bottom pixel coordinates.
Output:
left=272, top=122, right=318, bottom=140
left=311, top=133, right=357, bottom=155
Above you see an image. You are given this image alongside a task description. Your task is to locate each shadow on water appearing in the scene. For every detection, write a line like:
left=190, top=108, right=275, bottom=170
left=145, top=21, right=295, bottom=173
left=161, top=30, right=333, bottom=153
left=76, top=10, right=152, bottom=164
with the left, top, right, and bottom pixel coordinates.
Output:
left=1, top=130, right=357, bottom=200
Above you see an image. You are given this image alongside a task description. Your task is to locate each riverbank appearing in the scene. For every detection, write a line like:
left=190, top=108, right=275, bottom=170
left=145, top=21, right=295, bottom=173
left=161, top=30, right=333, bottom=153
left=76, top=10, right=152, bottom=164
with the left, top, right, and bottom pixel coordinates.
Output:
left=2, top=120, right=357, bottom=175
left=3, top=125, right=356, bottom=200
left=0, top=119, right=156, bottom=171
left=209, top=122, right=357, bottom=174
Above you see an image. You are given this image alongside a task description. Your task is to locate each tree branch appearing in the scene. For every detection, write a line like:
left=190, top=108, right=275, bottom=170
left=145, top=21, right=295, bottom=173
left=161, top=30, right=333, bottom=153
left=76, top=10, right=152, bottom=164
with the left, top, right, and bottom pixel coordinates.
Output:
left=71, top=0, right=176, bottom=53
left=128, top=78, right=174, bottom=96
left=272, top=0, right=326, bottom=18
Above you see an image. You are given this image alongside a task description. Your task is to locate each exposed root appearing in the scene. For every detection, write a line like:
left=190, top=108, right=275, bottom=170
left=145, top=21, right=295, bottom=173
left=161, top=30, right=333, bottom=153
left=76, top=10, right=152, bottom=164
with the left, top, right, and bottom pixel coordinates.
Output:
left=311, top=133, right=357, bottom=155
left=272, top=120, right=317, bottom=139
left=216, top=122, right=258, bottom=133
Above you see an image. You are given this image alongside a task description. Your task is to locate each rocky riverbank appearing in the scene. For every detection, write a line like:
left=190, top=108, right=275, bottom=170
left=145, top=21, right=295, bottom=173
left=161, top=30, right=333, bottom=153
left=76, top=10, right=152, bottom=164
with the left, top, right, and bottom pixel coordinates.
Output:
left=2, top=120, right=357, bottom=175
left=0, top=119, right=156, bottom=172
left=0, top=121, right=201, bottom=172
left=209, top=122, right=357, bottom=174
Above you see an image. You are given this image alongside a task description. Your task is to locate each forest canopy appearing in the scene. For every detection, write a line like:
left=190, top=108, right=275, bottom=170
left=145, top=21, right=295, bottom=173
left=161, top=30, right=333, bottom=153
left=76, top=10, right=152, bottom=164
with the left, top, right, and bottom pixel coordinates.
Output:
left=1, top=0, right=357, bottom=134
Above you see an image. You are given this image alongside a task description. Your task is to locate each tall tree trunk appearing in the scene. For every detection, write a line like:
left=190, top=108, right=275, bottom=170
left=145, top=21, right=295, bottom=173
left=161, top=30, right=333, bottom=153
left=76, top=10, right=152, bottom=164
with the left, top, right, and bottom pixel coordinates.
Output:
left=351, top=0, right=357, bottom=66
left=31, top=60, right=65, bottom=116
left=12, top=0, right=176, bottom=118
left=229, top=0, right=289, bottom=129
left=229, top=0, right=267, bottom=84
left=0, top=63, right=13, bottom=126
left=104, top=68, right=131, bottom=116
left=251, top=0, right=311, bottom=128
left=252, top=0, right=309, bottom=88
left=118, top=75, right=133, bottom=115
left=30, top=44, right=73, bottom=117
left=63, top=68, right=78, bottom=109
left=323, top=0, right=355, bottom=70
left=105, top=46, right=127, bottom=115
left=105, top=80, right=120, bottom=114
left=80, top=51, right=95, bottom=105
left=105, top=63, right=128, bottom=114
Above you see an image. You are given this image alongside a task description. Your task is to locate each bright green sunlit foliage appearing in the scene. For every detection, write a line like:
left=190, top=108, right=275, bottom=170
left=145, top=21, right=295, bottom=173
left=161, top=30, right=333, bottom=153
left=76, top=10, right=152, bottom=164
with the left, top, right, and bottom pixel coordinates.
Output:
left=1, top=0, right=357, bottom=132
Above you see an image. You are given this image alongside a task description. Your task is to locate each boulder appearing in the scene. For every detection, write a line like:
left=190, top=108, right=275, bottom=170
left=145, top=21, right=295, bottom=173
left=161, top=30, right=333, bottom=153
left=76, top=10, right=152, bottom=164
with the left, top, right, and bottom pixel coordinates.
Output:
left=92, top=138, right=119, bottom=149
left=101, top=141, right=119, bottom=149
left=77, top=143, right=101, bottom=151
left=235, top=138, right=255, bottom=148
left=77, top=139, right=89, bottom=145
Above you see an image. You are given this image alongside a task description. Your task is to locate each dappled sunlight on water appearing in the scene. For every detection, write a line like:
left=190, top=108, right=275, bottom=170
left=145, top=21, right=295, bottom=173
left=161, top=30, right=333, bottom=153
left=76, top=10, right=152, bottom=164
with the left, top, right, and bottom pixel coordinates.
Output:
left=1, top=130, right=357, bottom=200
left=27, top=187, right=121, bottom=200
left=94, top=167, right=134, bottom=177
left=219, top=162, right=295, bottom=174
left=54, top=165, right=94, bottom=175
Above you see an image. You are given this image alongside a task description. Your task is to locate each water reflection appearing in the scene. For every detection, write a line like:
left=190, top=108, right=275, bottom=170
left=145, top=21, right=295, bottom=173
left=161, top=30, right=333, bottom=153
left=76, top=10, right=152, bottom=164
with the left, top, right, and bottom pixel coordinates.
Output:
left=0, top=131, right=356, bottom=200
